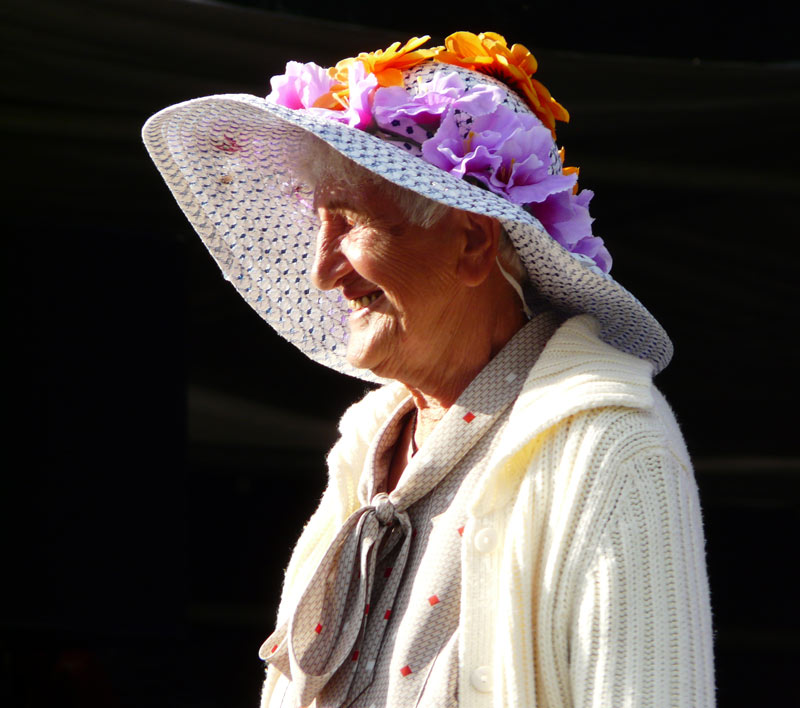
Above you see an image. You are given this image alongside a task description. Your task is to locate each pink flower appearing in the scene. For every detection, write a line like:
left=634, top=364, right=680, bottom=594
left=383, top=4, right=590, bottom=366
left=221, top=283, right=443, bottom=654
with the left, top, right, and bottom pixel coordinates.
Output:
left=267, top=60, right=377, bottom=130
left=340, top=61, right=378, bottom=130
left=267, top=61, right=335, bottom=109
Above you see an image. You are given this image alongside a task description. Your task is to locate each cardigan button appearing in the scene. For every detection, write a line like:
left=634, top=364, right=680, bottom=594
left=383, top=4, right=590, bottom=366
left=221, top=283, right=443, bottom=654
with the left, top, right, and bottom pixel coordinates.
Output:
left=473, top=527, right=498, bottom=553
left=470, top=665, right=492, bottom=692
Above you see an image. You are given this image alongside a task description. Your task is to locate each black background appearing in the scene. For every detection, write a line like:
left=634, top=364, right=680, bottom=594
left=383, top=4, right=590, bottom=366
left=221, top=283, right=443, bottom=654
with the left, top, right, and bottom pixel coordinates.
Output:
left=2, top=0, right=798, bottom=705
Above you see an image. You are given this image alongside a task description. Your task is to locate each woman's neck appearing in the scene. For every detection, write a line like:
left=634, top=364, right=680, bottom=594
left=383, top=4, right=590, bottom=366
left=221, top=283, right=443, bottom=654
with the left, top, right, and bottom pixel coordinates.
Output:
left=387, top=268, right=527, bottom=491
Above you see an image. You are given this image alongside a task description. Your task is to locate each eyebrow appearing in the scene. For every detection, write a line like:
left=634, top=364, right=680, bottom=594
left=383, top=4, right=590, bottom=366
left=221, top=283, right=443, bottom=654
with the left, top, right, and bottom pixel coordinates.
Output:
left=312, top=190, right=370, bottom=221
left=319, top=199, right=353, bottom=212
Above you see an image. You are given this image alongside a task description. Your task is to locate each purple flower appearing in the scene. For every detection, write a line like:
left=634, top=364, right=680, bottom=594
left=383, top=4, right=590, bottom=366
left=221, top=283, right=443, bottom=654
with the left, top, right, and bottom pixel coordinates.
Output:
left=571, top=232, right=612, bottom=273
left=374, top=73, right=505, bottom=148
left=528, top=189, right=591, bottom=247
left=266, top=61, right=335, bottom=110
left=422, top=100, right=576, bottom=205
left=373, top=85, right=442, bottom=145
left=527, top=188, right=611, bottom=273
left=374, top=72, right=467, bottom=124
left=414, top=83, right=608, bottom=272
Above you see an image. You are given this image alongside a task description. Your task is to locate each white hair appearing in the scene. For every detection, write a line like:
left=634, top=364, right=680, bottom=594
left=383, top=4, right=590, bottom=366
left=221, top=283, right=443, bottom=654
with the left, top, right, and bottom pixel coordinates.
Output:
left=294, top=133, right=527, bottom=284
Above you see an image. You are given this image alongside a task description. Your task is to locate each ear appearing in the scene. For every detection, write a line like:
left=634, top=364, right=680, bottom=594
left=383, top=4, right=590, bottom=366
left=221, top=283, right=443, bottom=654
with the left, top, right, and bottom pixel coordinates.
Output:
left=454, top=211, right=501, bottom=287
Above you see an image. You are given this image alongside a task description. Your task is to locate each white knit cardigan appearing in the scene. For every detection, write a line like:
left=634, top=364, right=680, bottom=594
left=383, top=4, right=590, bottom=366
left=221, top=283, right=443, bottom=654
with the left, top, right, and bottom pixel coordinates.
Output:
left=260, top=316, right=715, bottom=707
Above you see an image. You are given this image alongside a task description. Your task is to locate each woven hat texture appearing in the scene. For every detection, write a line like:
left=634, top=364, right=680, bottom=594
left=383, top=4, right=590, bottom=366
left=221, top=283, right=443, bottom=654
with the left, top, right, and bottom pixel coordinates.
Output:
left=142, top=62, right=673, bottom=381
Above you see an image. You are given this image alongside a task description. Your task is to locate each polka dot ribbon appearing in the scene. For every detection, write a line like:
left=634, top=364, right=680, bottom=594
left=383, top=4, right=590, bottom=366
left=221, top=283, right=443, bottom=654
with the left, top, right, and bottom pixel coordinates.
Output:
left=260, top=492, right=412, bottom=707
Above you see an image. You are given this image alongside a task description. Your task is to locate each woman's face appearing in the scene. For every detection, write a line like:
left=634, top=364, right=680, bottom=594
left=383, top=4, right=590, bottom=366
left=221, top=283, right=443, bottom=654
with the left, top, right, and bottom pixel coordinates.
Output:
left=311, top=182, right=468, bottom=382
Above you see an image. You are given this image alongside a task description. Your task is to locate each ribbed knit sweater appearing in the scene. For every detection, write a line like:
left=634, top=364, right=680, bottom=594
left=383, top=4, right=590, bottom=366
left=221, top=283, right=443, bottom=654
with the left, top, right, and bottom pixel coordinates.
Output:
left=260, top=315, right=715, bottom=707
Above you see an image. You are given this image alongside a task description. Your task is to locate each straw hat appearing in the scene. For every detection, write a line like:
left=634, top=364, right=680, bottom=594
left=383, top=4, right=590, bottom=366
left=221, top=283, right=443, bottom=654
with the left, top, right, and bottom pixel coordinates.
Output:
left=142, top=34, right=672, bottom=382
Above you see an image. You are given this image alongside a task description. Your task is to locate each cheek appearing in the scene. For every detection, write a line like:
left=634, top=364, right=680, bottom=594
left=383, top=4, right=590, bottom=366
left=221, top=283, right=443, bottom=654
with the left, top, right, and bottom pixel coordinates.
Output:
left=347, top=310, right=399, bottom=361
left=385, top=250, right=457, bottom=301
left=342, top=225, right=459, bottom=298
left=341, top=231, right=391, bottom=277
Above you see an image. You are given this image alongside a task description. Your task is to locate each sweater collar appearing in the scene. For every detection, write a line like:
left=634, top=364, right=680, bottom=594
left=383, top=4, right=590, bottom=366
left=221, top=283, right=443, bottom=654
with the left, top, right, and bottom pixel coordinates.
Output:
left=327, top=314, right=655, bottom=517
left=501, top=314, right=654, bottom=445
left=470, top=314, right=655, bottom=514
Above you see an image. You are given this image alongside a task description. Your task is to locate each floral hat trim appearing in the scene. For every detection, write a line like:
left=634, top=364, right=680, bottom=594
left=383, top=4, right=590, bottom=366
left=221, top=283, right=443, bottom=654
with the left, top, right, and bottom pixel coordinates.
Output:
left=267, top=32, right=611, bottom=274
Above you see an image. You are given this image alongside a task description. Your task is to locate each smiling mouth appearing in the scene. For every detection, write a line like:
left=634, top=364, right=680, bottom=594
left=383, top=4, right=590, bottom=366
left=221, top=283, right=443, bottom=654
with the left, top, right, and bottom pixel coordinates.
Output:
left=347, top=291, right=383, bottom=312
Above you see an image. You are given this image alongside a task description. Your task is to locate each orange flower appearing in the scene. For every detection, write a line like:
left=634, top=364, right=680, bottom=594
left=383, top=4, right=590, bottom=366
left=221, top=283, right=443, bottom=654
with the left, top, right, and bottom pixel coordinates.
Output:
left=333, top=35, right=439, bottom=87
left=322, top=36, right=440, bottom=109
left=559, top=147, right=581, bottom=195
left=435, top=31, right=569, bottom=138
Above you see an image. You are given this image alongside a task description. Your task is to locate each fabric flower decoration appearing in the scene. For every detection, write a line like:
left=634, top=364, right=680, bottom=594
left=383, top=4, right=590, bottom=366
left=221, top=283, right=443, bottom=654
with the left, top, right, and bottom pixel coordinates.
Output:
left=266, top=61, right=337, bottom=110
left=268, top=59, right=377, bottom=130
left=332, top=36, right=439, bottom=88
left=421, top=97, right=575, bottom=205
left=527, top=188, right=611, bottom=272
left=436, top=31, right=569, bottom=138
left=372, top=72, right=499, bottom=151
left=326, top=36, right=439, bottom=109
left=338, top=61, right=378, bottom=129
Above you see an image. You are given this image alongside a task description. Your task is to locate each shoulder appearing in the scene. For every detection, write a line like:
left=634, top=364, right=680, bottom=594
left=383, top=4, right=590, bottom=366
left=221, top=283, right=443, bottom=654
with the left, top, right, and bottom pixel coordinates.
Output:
left=477, top=316, right=692, bottom=514
left=569, top=392, right=691, bottom=472
left=496, top=314, right=671, bottom=461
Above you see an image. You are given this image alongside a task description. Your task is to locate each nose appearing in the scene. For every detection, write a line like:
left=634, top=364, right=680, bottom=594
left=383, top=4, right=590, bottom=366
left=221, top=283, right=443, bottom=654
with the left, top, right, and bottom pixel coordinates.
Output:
left=310, top=217, right=352, bottom=290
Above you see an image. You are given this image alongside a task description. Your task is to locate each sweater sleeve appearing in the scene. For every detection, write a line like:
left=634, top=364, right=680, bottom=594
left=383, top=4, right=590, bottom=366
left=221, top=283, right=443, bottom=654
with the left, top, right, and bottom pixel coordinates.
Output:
left=569, top=446, right=715, bottom=707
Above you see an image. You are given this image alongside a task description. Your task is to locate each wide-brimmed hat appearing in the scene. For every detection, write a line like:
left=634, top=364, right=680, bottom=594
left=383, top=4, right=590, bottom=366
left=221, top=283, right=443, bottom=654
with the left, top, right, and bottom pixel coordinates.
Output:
left=142, top=34, right=673, bottom=382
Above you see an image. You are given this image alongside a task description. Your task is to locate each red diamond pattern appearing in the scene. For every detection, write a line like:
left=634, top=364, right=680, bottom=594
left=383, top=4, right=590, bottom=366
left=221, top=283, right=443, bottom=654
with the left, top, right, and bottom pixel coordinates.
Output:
left=384, top=609, right=392, bottom=620
left=457, top=526, right=465, bottom=536
left=400, top=665, right=412, bottom=677
left=364, top=604, right=370, bottom=615
left=271, top=644, right=278, bottom=653
left=463, top=411, right=476, bottom=423
left=384, top=567, right=393, bottom=578
left=314, top=623, right=322, bottom=634
left=352, top=650, right=359, bottom=661
left=428, top=594, right=440, bottom=606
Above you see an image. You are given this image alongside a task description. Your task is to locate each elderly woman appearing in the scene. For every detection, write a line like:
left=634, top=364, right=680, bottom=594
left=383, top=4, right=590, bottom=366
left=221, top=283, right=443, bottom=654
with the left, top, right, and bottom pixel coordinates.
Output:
left=144, top=32, right=714, bottom=708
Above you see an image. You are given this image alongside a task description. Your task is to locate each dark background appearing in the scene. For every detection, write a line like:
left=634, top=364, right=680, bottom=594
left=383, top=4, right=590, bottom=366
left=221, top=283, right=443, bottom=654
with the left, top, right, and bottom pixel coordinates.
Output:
left=2, top=0, right=798, bottom=705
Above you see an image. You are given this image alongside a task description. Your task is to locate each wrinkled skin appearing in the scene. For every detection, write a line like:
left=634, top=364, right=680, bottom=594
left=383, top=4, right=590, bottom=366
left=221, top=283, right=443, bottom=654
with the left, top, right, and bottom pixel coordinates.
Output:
left=311, top=180, right=526, bottom=474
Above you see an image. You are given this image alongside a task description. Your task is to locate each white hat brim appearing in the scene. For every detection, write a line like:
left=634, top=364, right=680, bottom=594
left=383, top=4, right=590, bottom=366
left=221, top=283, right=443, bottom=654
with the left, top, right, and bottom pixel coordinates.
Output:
left=142, top=94, right=672, bottom=380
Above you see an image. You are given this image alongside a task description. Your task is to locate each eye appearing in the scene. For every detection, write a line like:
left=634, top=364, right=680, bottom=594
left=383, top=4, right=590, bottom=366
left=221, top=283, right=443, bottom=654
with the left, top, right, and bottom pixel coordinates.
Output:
left=335, top=211, right=365, bottom=234
left=317, top=207, right=365, bottom=240
left=318, top=211, right=345, bottom=231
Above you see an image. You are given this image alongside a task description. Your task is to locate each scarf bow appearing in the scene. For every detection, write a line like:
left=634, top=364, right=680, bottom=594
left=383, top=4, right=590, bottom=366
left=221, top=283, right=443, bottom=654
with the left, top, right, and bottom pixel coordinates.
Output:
left=260, top=492, right=412, bottom=706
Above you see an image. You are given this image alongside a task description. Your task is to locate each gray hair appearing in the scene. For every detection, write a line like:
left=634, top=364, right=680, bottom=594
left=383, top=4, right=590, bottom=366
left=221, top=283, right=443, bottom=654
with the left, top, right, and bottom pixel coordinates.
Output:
left=294, top=133, right=527, bottom=285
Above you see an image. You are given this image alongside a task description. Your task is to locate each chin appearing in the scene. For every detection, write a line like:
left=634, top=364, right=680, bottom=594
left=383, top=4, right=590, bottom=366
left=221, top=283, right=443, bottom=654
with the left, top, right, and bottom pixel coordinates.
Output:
left=349, top=346, right=406, bottom=382
left=346, top=341, right=383, bottom=373
left=346, top=325, right=397, bottom=375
